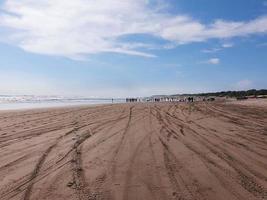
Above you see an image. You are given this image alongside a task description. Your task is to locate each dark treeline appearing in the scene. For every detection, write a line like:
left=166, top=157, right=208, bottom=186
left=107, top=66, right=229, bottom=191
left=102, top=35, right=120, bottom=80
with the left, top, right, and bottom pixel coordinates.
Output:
left=174, top=89, right=267, bottom=98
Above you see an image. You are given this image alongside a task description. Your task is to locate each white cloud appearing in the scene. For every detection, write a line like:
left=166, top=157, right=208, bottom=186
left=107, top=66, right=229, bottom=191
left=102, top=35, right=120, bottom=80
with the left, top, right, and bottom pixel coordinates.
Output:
left=202, top=42, right=234, bottom=53
left=234, top=79, right=253, bottom=90
left=222, top=43, right=234, bottom=48
left=207, top=58, right=220, bottom=65
left=202, top=48, right=221, bottom=53
left=0, top=0, right=267, bottom=59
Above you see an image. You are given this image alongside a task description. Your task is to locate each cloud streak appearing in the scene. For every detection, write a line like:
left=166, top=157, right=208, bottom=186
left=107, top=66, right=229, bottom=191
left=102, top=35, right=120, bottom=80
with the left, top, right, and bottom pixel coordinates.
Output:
left=202, top=42, right=234, bottom=53
left=0, top=0, right=267, bottom=59
left=207, top=58, right=220, bottom=65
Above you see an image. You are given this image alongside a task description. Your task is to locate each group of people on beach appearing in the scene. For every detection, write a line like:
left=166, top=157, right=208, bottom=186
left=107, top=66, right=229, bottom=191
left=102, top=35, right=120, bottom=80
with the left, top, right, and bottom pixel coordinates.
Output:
left=187, top=97, right=194, bottom=102
left=126, top=98, right=139, bottom=102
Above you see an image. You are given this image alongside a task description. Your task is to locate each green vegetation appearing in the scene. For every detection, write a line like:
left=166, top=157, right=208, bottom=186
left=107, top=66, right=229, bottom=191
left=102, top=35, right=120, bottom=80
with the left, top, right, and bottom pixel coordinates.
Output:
left=174, top=89, right=267, bottom=98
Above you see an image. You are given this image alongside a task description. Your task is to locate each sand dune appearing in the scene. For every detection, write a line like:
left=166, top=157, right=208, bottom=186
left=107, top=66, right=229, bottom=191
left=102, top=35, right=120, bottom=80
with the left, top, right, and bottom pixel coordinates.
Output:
left=0, top=102, right=267, bottom=200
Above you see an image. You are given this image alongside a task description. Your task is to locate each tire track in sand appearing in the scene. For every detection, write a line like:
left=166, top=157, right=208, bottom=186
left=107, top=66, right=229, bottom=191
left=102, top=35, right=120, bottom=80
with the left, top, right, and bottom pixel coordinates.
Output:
left=22, top=127, right=78, bottom=200
left=69, top=108, right=129, bottom=200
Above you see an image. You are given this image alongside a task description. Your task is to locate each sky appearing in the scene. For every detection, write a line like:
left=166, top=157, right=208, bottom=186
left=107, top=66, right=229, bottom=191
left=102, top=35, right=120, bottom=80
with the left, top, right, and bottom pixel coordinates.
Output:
left=0, top=0, right=266, bottom=97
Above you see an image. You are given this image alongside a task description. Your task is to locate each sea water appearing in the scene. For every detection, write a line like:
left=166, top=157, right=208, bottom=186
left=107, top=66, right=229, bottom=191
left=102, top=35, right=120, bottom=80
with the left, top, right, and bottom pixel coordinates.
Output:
left=0, top=95, right=125, bottom=110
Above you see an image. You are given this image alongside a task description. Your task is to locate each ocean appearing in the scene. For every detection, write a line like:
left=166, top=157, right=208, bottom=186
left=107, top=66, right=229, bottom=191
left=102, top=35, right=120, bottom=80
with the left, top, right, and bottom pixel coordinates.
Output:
left=0, top=95, right=125, bottom=110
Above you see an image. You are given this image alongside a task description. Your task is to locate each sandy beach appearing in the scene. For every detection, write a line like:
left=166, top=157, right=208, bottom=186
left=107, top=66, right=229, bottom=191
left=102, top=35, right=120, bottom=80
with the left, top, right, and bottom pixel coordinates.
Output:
left=0, top=101, right=267, bottom=200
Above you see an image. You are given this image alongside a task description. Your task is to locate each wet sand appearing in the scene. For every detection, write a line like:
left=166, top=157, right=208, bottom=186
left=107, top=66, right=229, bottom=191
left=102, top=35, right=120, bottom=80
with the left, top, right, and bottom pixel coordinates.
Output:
left=0, top=101, right=267, bottom=200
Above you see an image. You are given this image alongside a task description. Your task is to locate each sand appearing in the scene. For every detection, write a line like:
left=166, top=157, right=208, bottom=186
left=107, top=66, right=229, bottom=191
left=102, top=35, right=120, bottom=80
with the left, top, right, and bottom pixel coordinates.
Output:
left=0, top=101, right=267, bottom=200
left=227, top=98, right=267, bottom=107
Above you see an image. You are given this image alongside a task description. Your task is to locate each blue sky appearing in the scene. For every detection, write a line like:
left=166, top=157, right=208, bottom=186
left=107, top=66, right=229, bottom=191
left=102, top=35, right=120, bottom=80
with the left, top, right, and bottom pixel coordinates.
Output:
left=0, top=0, right=266, bottom=97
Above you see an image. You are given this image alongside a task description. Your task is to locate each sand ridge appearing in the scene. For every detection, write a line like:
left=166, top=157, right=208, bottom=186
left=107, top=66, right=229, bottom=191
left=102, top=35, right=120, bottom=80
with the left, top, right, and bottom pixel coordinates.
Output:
left=0, top=102, right=267, bottom=200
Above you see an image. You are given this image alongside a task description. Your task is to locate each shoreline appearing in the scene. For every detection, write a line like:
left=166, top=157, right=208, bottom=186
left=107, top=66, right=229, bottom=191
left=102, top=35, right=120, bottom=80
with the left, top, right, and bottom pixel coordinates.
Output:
left=0, top=101, right=119, bottom=112
left=1, top=97, right=266, bottom=112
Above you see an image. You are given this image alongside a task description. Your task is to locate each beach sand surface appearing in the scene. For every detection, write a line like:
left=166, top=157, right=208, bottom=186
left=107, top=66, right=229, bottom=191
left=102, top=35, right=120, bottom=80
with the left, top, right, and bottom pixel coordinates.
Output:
left=0, top=101, right=267, bottom=200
